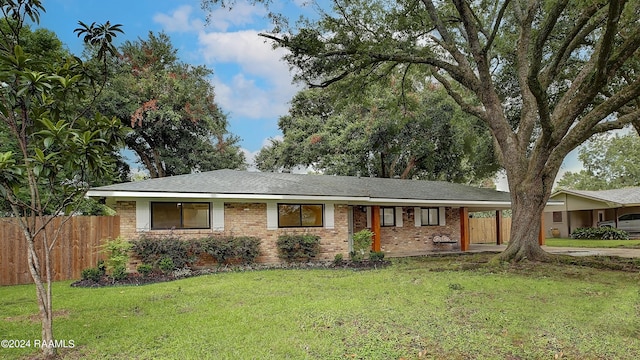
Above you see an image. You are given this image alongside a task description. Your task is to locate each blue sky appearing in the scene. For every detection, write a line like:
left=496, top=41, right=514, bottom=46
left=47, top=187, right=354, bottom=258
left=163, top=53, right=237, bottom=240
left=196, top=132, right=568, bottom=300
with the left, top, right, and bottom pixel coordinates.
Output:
left=37, top=0, right=315, bottom=164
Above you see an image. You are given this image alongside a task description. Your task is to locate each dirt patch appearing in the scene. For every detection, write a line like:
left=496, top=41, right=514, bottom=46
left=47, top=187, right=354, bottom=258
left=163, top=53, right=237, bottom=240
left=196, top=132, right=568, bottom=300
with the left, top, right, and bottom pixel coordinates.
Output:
left=5, top=309, right=70, bottom=324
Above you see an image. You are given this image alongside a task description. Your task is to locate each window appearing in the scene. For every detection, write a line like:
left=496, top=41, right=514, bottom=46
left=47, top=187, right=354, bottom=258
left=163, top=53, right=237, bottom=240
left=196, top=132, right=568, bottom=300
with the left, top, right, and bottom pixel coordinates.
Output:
left=278, top=204, right=323, bottom=227
left=552, top=211, right=563, bottom=223
left=151, top=202, right=210, bottom=229
left=380, top=207, right=396, bottom=227
left=421, top=208, right=440, bottom=226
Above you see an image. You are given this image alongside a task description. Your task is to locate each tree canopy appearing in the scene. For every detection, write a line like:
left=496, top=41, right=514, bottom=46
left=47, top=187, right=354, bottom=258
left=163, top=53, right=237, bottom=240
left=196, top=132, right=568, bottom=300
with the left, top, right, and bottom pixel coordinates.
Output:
left=204, top=0, right=640, bottom=261
left=95, top=31, right=245, bottom=178
left=556, top=134, right=640, bottom=190
left=256, top=78, right=500, bottom=183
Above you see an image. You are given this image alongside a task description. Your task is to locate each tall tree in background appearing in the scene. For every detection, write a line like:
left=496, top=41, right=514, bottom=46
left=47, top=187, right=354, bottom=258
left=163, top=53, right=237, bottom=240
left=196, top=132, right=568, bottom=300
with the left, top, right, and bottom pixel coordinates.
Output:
left=95, top=32, right=245, bottom=178
left=0, top=0, right=126, bottom=357
left=256, top=78, right=499, bottom=183
left=205, top=0, right=640, bottom=261
left=557, top=134, right=640, bottom=190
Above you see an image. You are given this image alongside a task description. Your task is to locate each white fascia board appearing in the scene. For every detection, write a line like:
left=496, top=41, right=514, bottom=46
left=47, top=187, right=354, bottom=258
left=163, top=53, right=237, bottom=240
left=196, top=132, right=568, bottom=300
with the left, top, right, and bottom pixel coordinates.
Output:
left=87, top=190, right=561, bottom=208
left=365, top=198, right=513, bottom=207
left=86, top=190, right=368, bottom=202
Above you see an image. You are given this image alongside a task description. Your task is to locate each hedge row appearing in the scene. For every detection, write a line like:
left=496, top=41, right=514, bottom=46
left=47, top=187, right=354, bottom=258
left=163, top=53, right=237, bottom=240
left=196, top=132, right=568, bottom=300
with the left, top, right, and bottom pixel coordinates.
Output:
left=570, top=227, right=629, bottom=240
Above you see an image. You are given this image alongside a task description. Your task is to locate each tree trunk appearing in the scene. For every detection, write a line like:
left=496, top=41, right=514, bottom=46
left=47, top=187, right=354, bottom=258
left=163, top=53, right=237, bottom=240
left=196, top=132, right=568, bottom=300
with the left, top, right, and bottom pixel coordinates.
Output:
left=498, top=176, right=550, bottom=262
left=25, top=232, right=56, bottom=358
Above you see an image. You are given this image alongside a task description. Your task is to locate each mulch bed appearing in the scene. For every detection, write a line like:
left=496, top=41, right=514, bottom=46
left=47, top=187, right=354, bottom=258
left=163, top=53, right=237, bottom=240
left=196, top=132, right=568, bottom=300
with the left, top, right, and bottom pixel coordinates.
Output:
left=71, top=260, right=392, bottom=288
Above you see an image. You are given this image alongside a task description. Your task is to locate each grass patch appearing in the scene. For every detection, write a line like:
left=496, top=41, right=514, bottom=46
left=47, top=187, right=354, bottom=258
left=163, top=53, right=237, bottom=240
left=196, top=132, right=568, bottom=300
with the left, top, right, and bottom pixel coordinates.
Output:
left=546, top=238, right=640, bottom=248
left=1, top=254, right=640, bottom=359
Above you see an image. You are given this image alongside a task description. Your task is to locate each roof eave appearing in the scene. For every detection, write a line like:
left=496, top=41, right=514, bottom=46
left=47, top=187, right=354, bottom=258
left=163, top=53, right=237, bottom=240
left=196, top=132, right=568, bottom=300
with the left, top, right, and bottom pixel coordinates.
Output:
left=86, top=190, right=514, bottom=207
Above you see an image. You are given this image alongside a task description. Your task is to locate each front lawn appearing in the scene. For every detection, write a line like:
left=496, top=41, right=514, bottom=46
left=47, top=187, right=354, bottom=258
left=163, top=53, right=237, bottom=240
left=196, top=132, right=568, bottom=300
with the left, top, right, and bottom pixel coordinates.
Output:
left=546, top=238, right=640, bottom=248
left=2, top=254, right=640, bottom=359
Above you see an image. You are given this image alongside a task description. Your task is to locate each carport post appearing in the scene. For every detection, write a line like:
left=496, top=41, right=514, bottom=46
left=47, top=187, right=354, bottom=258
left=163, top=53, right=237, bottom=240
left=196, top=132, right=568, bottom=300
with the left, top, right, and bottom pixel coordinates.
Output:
left=460, top=207, right=470, bottom=251
left=496, top=210, right=503, bottom=245
left=371, top=205, right=381, bottom=252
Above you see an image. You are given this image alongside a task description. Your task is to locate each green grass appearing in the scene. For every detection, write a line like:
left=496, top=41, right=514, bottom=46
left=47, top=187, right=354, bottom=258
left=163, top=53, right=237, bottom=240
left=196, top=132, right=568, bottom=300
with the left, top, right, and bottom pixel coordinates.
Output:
left=546, top=238, right=640, bottom=248
left=2, top=254, right=640, bottom=359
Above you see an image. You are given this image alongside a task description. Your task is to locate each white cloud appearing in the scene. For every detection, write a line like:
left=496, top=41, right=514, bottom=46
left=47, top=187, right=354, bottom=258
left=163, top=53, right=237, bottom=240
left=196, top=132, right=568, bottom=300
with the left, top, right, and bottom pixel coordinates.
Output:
left=153, top=5, right=204, bottom=32
left=198, top=29, right=289, bottom=78
left=212, top=73, right=296, bottom=119
left=204, top=2, right=268, bottom=32
left=200, top=30, right=301, bottom=119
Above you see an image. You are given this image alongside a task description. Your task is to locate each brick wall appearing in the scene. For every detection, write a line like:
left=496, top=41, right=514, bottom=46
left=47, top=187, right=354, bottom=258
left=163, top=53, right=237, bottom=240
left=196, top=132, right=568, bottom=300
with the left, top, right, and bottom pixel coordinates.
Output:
left=116, top=201, right=136, bottom=240
left=223, top=203, right=350, bottom=263
left=115, top=201, right=350, bottom=264
left=353, top=206, right=461, bottom=253
left=115, top=201, right=461, bottom=266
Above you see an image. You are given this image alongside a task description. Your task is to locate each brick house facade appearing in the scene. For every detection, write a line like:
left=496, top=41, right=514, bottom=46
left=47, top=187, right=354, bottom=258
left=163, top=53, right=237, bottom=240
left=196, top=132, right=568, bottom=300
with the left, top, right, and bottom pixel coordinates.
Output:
left=90, top=170, right=513, bottom=267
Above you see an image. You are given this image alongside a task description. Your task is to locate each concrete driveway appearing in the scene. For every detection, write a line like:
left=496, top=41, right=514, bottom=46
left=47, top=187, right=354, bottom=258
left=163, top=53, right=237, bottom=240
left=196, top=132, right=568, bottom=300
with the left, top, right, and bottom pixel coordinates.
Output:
left=469, top=244, right=640, bottom=258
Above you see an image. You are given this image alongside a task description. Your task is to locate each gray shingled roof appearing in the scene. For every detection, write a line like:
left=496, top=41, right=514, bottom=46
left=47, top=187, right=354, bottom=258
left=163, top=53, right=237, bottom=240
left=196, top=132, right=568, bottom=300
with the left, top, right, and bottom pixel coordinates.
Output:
left=89, top=169, right=511, bottom=203
left=562, top=187, right=640, bottom=206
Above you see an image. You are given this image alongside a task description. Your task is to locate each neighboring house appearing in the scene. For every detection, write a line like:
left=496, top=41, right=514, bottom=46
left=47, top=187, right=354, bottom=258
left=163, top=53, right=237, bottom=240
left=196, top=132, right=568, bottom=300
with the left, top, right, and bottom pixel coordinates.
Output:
left=87, top=169, right=514, bottom=263
left=544, top=187, right=640, bottom=238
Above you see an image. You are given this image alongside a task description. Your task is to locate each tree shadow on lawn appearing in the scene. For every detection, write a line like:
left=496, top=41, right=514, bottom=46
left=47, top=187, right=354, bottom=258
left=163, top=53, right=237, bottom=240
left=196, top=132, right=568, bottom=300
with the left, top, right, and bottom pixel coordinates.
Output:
left=396, top=251, right=640, bottom=274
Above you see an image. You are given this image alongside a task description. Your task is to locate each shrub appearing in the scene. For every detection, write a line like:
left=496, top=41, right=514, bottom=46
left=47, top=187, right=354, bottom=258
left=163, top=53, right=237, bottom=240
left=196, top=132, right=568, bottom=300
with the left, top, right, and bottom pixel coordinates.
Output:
left=81, top=267, right=103, bottom=282
left=277, top=234, right=321, bottom=262
left=333, top=253, right=344, bottom=266
left=201, top=236, right=262, bottom=265
left=101, top=237, right=132, bottom=279
left=111, top=264, right=127, bottom=281
left=201, top=236, right=237, bottom=264
left=137, top=263, right=153, bottom=277
left=369, top=250, right=385, bottom=263
left=571, top=227, right=629, bottom=240
left=352, top=229, right=374, bottom=262
left=235, top=236, right=261, bottom=264
left=130, top=234, right=201, bottom=270
left=158, top=257, right=175, bottom=273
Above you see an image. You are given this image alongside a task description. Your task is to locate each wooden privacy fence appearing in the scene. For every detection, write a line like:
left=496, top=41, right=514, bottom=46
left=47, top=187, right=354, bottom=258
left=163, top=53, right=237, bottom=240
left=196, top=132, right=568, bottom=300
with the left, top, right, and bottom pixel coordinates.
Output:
left=0, top=216, right=119, bottom=286
left=469, top=217, right=512, bottom=244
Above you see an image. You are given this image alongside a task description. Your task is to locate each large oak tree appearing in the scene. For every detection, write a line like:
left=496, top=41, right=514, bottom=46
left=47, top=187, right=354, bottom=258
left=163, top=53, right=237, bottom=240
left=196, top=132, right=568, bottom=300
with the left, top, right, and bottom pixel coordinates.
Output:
left=205, top=0, right=640, bottom=261
left=256, top=79, right=500, bottom=183
left=95, top=32, right=245, bottom=178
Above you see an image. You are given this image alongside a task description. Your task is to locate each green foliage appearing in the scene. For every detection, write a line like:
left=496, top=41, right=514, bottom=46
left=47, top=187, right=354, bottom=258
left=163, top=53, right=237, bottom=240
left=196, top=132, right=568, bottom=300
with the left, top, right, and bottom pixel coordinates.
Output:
left=201, top=236, right=262, bottom=265
left=101, top=237, right=132, bottom=279
left=80, top=267, right=103, bottom=282
left=369, top=251, right=385, bottom=263
left=570, top=227, right=630, bottom=240
left=333, top=253, right=344, bottom=265
left=137, top=264, right=153, bottom=277
left=130, top=234, right=201, bottom=270
left=256, top=85, right=499, bottom=182
left=235, top=236, right=262, bottom=264
left=557, top=134, right=640, bottom=191
left=94, top=31, right=245, bottom=178
left=158, top=257, right=175, bottom=273
left=276, top=234, right=321, bottom=262
left=351, top=229, right=373, bottom=262
left=201, top=236, right=237, bottom=264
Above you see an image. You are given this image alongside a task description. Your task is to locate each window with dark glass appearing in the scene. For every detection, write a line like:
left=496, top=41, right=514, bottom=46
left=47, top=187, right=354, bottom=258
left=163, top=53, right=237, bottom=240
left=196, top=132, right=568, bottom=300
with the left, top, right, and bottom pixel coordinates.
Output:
left=278, top=204, right=324, bottom=227
left=380, top=207, right=396, bottom=227
left=151, top=202, right=210, bottom=229
left=421, top=208, right=440, bottom=226
left=552, top=211, right=562, bottom=223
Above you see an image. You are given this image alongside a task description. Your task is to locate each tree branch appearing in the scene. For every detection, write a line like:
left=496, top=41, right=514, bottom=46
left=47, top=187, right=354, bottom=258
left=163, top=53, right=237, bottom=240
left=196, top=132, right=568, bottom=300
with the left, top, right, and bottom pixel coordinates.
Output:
left=483, top=0, right=511, bottom=53
left=432, top=70, right=487, bottom=121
